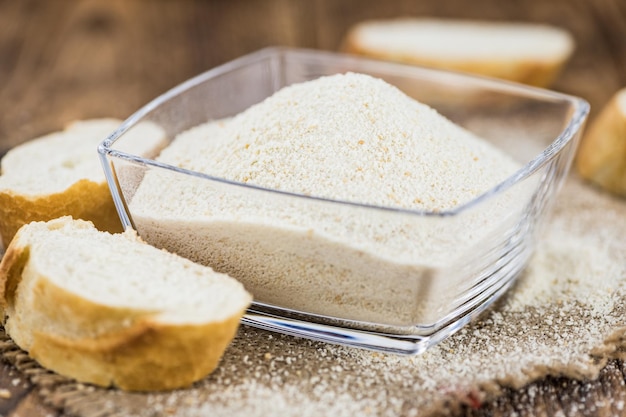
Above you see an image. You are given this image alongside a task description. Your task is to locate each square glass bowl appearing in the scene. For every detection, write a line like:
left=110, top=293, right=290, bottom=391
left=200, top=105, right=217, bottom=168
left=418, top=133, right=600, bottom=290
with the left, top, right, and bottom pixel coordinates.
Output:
left=98, top=47, right=588, bottom=354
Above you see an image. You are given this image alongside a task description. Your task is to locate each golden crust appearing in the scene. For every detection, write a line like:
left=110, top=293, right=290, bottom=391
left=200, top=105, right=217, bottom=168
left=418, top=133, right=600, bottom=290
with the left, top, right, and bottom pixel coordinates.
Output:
left=0, top=239, right=30, bottom=317
left=0, top=179, right=123, bottom=248
left=575, top=90, right=626, bottom=196
left=344, top=42, right=565, bottom=87
left=30, top=314, right=244, bottom=391
left=29, top=273, right=159, bottom=338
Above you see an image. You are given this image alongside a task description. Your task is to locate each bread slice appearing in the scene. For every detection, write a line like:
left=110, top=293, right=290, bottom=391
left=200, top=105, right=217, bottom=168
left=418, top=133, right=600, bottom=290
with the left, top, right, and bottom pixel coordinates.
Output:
left=0, top=119, right=165, bottom=249
left=0, top=217, right=252, bottom=391
left=342, top=18, right=574, bottom=87
left=576, top=88, right=626, bottom=196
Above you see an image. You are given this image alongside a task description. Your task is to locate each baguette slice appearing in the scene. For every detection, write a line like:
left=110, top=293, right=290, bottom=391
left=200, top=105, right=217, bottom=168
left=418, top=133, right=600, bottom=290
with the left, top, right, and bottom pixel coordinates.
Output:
left=342, top=18, right=574, bottom=87
left=0, top=217, right=252, bottom=391
left=576, top=88, right=626, bottom=196
left=0, top=119, right=165, bottom=249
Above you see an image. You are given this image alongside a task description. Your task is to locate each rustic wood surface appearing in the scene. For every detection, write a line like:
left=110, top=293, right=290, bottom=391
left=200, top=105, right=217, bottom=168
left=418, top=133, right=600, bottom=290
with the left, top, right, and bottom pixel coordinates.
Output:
left=0, top=0, right=625, bottom=416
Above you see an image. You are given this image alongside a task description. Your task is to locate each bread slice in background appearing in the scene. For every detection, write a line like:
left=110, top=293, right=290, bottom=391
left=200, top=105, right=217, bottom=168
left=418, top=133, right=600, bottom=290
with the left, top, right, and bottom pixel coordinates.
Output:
left=342, top=18, right=575, bottom=87
left=0, top=119, right=165, bottom=249
left=576, top=88, right=626, bottom=196
left=0, top=217, right=252, bottom=391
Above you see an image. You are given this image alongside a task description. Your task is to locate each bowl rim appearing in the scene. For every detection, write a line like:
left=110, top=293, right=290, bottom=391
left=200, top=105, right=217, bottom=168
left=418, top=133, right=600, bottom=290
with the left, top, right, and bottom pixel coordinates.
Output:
left=98, top=46, right=589, bottom=218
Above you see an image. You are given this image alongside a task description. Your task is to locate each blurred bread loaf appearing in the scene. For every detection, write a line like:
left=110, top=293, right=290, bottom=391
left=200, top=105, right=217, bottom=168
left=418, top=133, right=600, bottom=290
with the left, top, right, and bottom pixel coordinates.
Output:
left=342, top=18, right=574, bottom=87
left=576, top=88, right=626, bottom=196
left=0, top=217, right=252, bottom=391
left=0, top=119, right=165, bottom=248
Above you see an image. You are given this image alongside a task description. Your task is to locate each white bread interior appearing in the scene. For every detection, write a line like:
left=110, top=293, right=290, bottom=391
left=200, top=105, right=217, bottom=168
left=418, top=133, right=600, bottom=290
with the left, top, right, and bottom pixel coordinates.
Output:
left=342, top=18, right=575, bottom=87
left=0, top=217, right=252, bottom=391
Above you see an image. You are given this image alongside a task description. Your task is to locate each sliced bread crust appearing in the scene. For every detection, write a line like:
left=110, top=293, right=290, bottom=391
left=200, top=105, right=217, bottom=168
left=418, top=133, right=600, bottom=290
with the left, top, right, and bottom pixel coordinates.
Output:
left=30, top=317, right=243, bottom=391
left=576, top=88, right=626, bottom=196
left=0, top=119, right=165, bottom=248
left=0, top=217, right=252, bottom=391
left=0, top=179, right=121, bottom=251
left=342, top=18, right=574, bottom=87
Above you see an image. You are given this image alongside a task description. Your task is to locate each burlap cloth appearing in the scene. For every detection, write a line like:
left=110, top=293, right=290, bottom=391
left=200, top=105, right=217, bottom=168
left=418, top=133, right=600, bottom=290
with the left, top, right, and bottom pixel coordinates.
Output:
left=1, top=175, right=625, bottom=416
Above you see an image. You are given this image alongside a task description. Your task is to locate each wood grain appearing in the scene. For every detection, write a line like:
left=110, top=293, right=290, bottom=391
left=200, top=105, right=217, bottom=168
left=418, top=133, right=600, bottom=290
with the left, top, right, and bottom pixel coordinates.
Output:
left=0, top=0, right=625, bottom=415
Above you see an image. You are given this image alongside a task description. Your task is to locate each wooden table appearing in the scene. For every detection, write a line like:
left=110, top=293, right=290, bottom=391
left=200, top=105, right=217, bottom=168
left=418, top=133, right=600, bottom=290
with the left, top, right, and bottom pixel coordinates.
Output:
left=0, top=1, right=625, bottom=415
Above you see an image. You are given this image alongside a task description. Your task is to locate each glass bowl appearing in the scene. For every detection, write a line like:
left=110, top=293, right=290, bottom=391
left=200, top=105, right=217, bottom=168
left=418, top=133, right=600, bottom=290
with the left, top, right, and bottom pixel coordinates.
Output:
left=98, top=47, right=588, bottom=354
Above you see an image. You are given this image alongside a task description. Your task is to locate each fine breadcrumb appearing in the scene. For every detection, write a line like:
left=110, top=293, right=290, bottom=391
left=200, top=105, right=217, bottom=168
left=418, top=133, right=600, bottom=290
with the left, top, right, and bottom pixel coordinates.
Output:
left=130, top=73, right=525, bottom=326
left=158, top=72, right=518, bottom=212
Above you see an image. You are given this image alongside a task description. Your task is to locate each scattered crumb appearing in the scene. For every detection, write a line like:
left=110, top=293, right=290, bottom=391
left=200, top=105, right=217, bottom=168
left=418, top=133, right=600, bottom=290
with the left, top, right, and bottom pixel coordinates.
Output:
left=44, top=177, right=625, bottom=417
